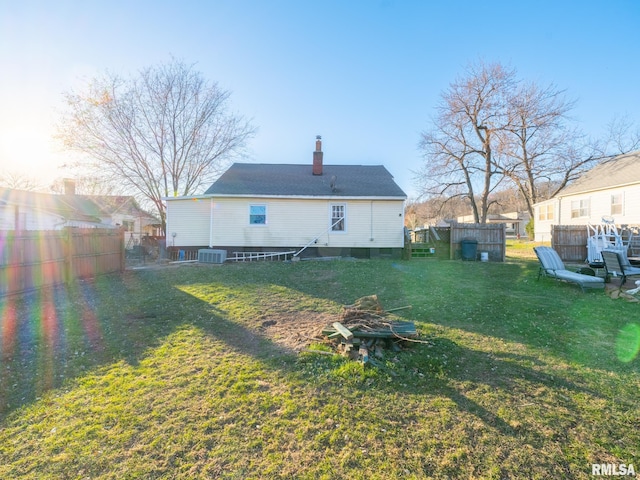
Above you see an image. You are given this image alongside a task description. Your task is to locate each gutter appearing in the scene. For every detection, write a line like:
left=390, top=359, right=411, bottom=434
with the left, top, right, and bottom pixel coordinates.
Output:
left=164, top=194, right=407, bottom=201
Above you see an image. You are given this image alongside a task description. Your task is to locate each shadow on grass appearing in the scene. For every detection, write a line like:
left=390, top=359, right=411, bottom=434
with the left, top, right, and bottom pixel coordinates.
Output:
left=337, top=336, right=613, bottom=448
left=387, top=259, right=640, bottom=373
left=0, top=268, right=304, bottom=420
left=0, top=261, right=631, bottom=441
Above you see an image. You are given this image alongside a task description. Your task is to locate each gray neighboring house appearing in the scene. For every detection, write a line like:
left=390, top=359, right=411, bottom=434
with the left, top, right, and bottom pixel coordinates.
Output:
left=165, top=137, right=407, bottom=258
left=533, top=150, right=640, bottom=242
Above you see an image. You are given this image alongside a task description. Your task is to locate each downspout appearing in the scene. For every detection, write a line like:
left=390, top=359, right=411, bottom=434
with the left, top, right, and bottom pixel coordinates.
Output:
left=370, top=201, right=374, bottom=241
left=557, top=197, right=562, bottom=225
left=209, top=198, right=214, bottom=248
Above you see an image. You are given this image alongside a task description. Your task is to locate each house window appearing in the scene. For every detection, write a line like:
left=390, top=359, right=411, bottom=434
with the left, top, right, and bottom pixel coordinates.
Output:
left=570, top=199, right=590, bottom=219
left=538, top=204, right=554, bottom=221
left=611, top=194, right=623, bottom=216
left=331, top=204, right=345, bottom=232
left=122, top=220, right=135, bottom=231
left=249, top=205, right=267, bottom=225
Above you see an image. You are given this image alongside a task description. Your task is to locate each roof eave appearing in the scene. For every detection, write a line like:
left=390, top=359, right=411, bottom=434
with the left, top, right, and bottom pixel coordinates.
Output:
left=556, top=179, right=640, bottom=198
left=168, top=193, right=406, bottom=201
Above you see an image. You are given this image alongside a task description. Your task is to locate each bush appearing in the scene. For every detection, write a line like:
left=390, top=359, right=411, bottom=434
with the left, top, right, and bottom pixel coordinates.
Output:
left=525, top=218, right=535, bottom=238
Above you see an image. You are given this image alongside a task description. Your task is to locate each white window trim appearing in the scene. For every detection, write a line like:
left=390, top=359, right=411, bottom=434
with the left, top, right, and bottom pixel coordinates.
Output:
left=538, top=204, right=554, bottom=222
left=570, top=198, right=590, bottom=219
left=249, top=204, right=267, bottom=226
left=330, top=203, right=346, bottom=234
left=611, top=193, right=624, bottom=216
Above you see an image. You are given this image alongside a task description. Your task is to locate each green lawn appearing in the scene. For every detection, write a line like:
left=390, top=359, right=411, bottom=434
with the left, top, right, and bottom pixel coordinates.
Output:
left=0, top=249, right=638, bottom=479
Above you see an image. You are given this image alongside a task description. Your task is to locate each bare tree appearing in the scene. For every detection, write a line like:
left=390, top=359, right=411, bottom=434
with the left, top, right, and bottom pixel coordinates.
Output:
left=497, top=81, right=596, bottom=217
left=0, top=170, right=43, bottom=191
left=418, top=61, right=515, bottom=223
left=49, top=175, right=123, bottom=196
left=418, top=60, right=623, bottom=223
left=600, top=114, right=640, bottom=154
left=57, top=59, right=256, bottom=233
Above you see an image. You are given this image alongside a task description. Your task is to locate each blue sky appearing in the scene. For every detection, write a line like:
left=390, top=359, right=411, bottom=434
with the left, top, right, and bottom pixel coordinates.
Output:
left=1, top=0, right=639, bottom=198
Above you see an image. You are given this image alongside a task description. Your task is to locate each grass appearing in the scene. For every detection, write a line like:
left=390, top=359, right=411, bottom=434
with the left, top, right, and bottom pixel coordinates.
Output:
left=0, top=246, right=638, bottom=479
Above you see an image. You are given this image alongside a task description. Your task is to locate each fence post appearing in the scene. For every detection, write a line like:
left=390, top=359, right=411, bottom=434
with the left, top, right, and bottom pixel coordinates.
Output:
left=120, top=227, right=126, bottom=272
left=64, top=227, right=74, bottom=284
left=449, top=223, right=455, bottom=260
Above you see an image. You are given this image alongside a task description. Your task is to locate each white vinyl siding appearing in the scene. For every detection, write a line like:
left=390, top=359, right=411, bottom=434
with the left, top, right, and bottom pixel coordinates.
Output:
left=558, top=187, right=640, bottom=226
left=165, top=198, right=212, bottom=247
left=0, top=205, right=64, bottom=231
left=534, top=186, right=640, bottom=242
left=210, top=197, right=405, bottom=248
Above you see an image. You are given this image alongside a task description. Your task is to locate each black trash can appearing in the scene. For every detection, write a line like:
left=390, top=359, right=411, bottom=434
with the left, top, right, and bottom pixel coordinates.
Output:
left=460, top=238, right=478, bottom=261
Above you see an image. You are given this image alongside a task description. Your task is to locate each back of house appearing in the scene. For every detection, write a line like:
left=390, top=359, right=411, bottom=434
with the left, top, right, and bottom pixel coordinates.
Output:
left=165, top=137, right=407, bottom=259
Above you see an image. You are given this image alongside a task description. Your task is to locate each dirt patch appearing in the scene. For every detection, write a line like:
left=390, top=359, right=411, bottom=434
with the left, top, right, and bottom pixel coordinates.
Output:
left=253, top=295, right=417, bottom=355
left=255, top=311, right=336, bottom=352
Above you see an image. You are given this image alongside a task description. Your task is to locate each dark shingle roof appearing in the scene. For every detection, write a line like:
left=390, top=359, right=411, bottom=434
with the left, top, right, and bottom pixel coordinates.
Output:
left=559, top=151, right=640, bottom=196
left=85, top=195, right=157, bottom=220
left=204, top=163, right=407, bottom=198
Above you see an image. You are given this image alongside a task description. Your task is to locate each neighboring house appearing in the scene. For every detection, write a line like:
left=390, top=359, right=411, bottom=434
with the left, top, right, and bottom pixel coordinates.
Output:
left=84, top=195, right=161, bottom=246
left=0, top=187, right=105, bottom=230
left=533, top=150, right=640, bottom=242
left=0, top=184, right=159, bottom=248
left=165, top=137, right=407, bottom=258
left=457, top=211, right=530, bottom=238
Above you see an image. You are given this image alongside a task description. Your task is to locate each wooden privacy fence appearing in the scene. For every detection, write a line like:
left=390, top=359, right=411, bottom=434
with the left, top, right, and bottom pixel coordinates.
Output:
left=0, top=228, right=124, bottom=297
left=449, top=223, right=506, bottom=261
left=551, top=225, right=588, bottom=262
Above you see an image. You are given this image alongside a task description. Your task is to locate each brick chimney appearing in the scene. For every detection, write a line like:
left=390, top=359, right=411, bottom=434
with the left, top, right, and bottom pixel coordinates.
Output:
left=63, top=178, right=76, bottom=195
left=313, top=135, right=323, bottom=175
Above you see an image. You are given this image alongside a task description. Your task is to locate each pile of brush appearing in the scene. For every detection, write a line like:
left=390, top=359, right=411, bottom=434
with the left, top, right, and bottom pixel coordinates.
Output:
left=320, top=295, right=416, bottom=363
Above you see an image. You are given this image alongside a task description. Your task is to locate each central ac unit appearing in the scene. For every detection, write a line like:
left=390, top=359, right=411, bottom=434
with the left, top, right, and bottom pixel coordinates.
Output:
left=198, top=249, right=227, bottom=264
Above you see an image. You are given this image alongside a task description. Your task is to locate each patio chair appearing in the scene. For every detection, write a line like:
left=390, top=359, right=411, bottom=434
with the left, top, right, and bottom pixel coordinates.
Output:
left=533, top=246, right=605, bottom=292
left=601, top=249, right=640, bottom=286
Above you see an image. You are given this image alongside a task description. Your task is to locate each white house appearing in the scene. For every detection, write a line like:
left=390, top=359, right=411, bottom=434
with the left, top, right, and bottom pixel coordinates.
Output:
left=165, top=137, right=407, bottom=259
left=84, top=195, right=161, bottom=245
left=0, top=187, right=105, bottom=230
left=533, top=150, right=640, bottom=242
left=0, top=185, right=158, bottom=247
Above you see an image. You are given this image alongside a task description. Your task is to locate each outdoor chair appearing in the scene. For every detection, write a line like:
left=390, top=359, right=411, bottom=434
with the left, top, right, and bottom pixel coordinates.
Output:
left=533, top=246, right=605, bottom=292
left=601, top=249, right=640, bottom=286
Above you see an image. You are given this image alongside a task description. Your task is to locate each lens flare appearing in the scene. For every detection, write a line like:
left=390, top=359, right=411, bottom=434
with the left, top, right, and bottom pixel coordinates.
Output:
left=1, top=297, right=18, bottom=359
left=615, top=323, right=640, bottom=363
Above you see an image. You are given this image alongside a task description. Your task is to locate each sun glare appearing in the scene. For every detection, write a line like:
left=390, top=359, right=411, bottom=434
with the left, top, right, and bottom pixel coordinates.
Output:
left=0, top=125, right=63, bottom=184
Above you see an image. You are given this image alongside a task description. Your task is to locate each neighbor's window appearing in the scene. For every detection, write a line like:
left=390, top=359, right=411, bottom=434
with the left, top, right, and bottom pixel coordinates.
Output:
left=570, top=199, right=590, bottom=218
left=122, top=220, right=135, bottom=231
left=249, top=204, right=267, bottom=225
left=611, top=193, right=623, bottom=216
left=538, top=204, right=554, bottom=221
left=331, top=204, right=345, bottom=232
